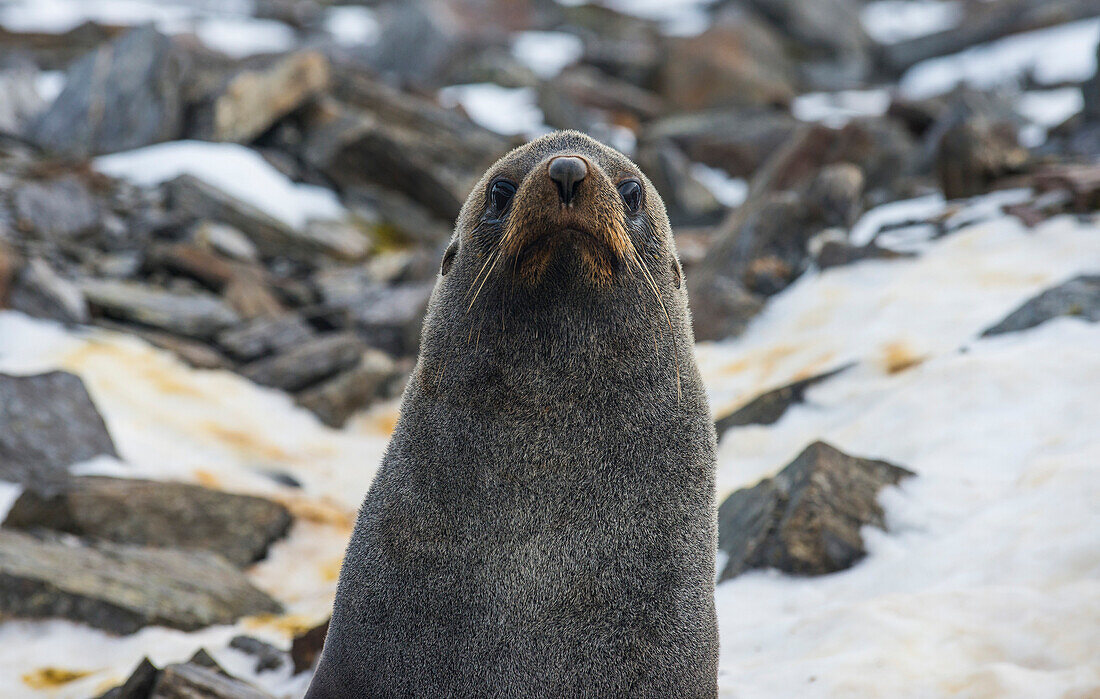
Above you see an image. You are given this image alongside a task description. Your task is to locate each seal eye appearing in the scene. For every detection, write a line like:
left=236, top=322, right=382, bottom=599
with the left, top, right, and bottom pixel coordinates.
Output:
left=617, top=179, right=643, bottom=213
left=489, top=180, right=516, bottom=214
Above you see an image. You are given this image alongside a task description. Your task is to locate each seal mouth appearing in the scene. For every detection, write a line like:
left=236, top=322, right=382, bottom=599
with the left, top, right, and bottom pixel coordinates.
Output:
left=511, top=225, right=624, bottom=280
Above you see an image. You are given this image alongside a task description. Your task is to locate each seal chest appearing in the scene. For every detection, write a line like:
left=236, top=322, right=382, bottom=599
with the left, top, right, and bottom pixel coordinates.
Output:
left=308, top=131, right=718, bottom=698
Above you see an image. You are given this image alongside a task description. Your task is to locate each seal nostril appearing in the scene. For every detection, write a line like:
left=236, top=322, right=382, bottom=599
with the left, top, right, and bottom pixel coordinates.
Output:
left=547, top=156, right=587, bottom=205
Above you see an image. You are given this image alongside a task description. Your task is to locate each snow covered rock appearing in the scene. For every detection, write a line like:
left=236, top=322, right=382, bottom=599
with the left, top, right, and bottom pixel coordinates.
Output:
left=0, top=371, right=117, bottom=489
left=717, top=441, right=913, bottom=581
left=4, top=476, right=292, bottom=568
left=0, top=529, right=281, bottom=634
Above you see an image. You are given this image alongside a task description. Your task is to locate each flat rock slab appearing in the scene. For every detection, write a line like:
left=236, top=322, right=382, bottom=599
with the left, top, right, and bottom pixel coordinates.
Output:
left=717, top=441, right=913, bottom=581
left=152, top=663, right=273, bottom=699
left=5, top=476, right=292, bottom=568
left=981, top=274, right=1100, bottom=337
left=0, top=371, right=117, bottom=489
left=0, top=529, right=281, bottom=634
left=240, top=332, right=364, bottom=392
left=82, top=279, right=240, bottom=339
left=714, top=365, right=851, bottom=441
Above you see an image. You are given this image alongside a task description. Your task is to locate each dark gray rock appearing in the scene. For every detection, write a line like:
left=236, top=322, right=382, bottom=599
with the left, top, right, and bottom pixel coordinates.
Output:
left=717, top=441, right=913, bottom=581
left=11, top=176, right=101, bottom=238
left=240, top=332, right=365, bottom=391
left=215, top=314, right=315, bottom=362
left=26, top=26, right=188, bottom=156
left=95, top=320, right=230, bottom=370
left=152, top=662, right=272, bottom=698
left=814, top=239, right=913, bottom=270
left=82, top=279, right=239, bottom=339
left=96, top=657, right=158, bottom=699
left=686, top=276, right=765, bottom=343
left=0, top=371, right=117, bottom=489
left=645, top=108, right=799, bottom=178
left=936, top=116, right=1028, bottom=199
left=346, top=282, right=433, bottom=356
left=0, top=529, right=281, bottom=634
left=290, top=618, right=329, bottom=674
left=714, top=365, right=852, bottom=441
left=8, top=257, right=89, bottom=323
left=982, top=275, right=1100, bottom=337
left=633, top=140, right=724, bottom=225
left=295, top=349, right=399, bottom=428
left=5, top=476, right=292, bottom=567
left=229, top=635, right=288, bottom=673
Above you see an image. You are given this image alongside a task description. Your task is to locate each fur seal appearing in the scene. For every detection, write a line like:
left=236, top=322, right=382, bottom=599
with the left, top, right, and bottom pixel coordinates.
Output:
left=307, top=130, right=718, bottom=698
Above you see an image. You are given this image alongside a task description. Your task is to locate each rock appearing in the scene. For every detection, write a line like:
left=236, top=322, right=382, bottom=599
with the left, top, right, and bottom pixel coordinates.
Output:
left=27, top=26, right=188, bottom=156
left=714, top=365, right=852, bottom=441
left=295, top=349, right=398, bottom=428
left=981, top=275, right=1100, bottom=337
left=96, top=658, right=158, bottom=699
left=346, top=282, right=434, bottom=356
left=190, top=51, right=330, bottom=144
left=11, top=176, right=101, bottom=238
left=5, top=476, right=293, bottom=568
left=0, top=66, right=47, bottom=135
left=366, top=0, right=466, bottom=86
left=8, top=257, right=89, bottom=323
left=149, top=243, right=237, bottom=289
left=95, top=320, right=230, bottom=370
left=215, top=314, right=315, bottom=362
left=82, top=279, right=240, bottom=339
left=240, top=332, right=365, bottom=391
left=192, top=221, right=260, bottom=263
left=743, top=0, right=871, bottom=87
left=717, top=441, right=913, bottom=580
left=936, top=117, right=1028, bottom=199
left=0, top=240, right=19, bottom=307
left=305, top=70, right=509, bottom=221
left=644, top=107, right=798, bottom=178
left=633, top=140, right=724, bottom=225
left=223, top=269, right=284, bottom=320
left=229, top=635, right=287, bottom=673
left=659, top=14, right=796, bottom=110
left=290, top=618, right=329, bottom=674
left=152, top=662, right=272, bottom=698
left=0, top=371, right=117, bottom=489
left=0, top=529, right=281, bottom=634
left=685, top=276, right=765, bottom=343
left=186, top=649, right=228, bottom=675
left=813, top=238, right=912, bottom=270
left=167, top=174, right=364, bottom=261
left=805, top=163, right=864, bottom=229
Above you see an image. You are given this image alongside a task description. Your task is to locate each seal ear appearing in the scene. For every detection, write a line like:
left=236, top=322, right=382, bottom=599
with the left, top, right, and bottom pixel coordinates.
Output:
left=671, top=259, right=682, bottom=289
left=441, top=241, right=458, bottom=276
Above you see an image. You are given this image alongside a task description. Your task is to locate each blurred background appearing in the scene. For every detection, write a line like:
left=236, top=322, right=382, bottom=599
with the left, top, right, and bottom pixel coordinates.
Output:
left=0, top=0, right=1098, bottom=697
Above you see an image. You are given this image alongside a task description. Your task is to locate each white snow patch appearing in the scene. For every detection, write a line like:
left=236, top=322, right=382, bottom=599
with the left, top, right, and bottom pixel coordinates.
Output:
left=192, top=17, right=296, bottom=58
left=901, top=18, right=1100, bottom=99
left=512, top=31, right=584, bottom=80
left=555, top=0, right=717, bottom=36
left=791, top=89, right=892, bottom=128
left=94, top=141, right=344, bottom=230
left=860, top=0, right=963, bottom=45
left=438, top=84, right=550, bottom=138
left=323, top=5, right=380, bottom=47
left=850, top=192, right=946, bottom=245
left=1017, top=87, right=1085, bottom=147
left=691, top=163, right=749, bottom=208
left=33, top=71, right=66, bottom=105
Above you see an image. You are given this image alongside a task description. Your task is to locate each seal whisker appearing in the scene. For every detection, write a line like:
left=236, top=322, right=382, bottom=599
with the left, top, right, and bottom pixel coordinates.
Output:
left=467, top=245, right=504, bottom=314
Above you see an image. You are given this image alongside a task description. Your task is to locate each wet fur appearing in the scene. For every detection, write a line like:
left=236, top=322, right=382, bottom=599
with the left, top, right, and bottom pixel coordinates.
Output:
left=307, top=131, right=718, bottom=698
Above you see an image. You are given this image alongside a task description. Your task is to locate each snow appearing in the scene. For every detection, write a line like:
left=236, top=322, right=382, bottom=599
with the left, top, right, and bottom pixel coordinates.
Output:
left=93, top=141, right=345, bottom=230
left=322, top=5, right=380, bottom=47
left=0, top=196, right=1097, bottom=696
left=33, top=71, right=65, bottom=104
left=860, top=0, right=963, bottom=45
left=791, top=89, right=892, bottom=128
left=512, top=31, right=585, bottom=80
left=555, top=0, right=716, bottom=36
left=1017, top=87, right=1085, bottom=148
left=191, top=17, right=296, bottom=58
left=849, top=192, right=946, bottom=246
left=901, top=17, right=1100, bottom=99
left=0, top=0, right=296, bottom=59
left=691, top=163, right=749, bottom=208
left=438, top=84, right=550, bottom=138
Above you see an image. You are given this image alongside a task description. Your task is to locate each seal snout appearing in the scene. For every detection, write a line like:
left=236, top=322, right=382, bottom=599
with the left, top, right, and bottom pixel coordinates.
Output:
left=547, top=156, right=587, bottom=205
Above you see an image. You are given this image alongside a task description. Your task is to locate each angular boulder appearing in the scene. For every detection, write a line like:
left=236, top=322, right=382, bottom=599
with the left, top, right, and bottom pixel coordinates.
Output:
left=0, top=371, right=117, bottom=488
left=717, top=441, right=913, bottom=581
left=981, top=275, right=1100, bottom=337
left=0, top=530, right=281, bottom=634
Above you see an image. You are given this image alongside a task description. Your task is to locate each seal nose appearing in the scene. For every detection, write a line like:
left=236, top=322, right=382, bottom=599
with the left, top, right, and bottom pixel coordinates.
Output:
left=547, top=156, right=587, bottom=205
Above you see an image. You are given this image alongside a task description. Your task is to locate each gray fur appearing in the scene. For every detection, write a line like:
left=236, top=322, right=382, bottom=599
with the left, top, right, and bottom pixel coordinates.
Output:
left=307, top=131, right=718, bottom=698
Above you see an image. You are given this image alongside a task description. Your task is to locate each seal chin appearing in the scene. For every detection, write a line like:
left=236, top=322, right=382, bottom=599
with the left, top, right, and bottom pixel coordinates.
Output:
left=512, top=224, right=624, bottom=283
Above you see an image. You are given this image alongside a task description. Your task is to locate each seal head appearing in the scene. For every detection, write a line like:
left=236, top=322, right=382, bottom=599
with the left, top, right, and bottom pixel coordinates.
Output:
left=308, top=131, right=718, bottom=698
